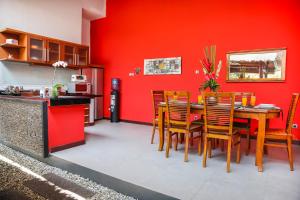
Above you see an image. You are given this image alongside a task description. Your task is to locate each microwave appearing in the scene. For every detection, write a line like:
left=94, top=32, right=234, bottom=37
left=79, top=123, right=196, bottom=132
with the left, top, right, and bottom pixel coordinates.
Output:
left=71, top=74, right=87, bottom=82
left=68, top=82, right=91, bottom=94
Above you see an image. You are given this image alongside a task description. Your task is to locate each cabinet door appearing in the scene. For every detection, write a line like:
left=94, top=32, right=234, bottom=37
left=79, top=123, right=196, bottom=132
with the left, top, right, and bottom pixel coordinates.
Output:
left=63, top=44, right=76, bottom=66
left=28, top=35, right=46, bottom=63
left=47, top=40, right=61, bottom=64
left=77, top=46, right=89, bottom=66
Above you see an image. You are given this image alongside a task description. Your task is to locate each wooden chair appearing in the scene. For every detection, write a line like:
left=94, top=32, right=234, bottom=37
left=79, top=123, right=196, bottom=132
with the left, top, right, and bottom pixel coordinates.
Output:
left=202, top=92, right=241, bottom=172
left=263, top=93, right=299, bottom=171
left=150, top=90, right=165, bottom=144
left=233, top=92, right=255, bottom=155
left=165, top=91, right=202, bottom=162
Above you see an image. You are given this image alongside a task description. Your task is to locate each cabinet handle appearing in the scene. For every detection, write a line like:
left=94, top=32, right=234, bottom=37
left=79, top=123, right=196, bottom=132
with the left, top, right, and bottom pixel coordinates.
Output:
left=43, top=48, right=46, bottom=61
left=73, top=53, right=75, bottom=65
left=75, top=53, right=78, bottom=66
left=47, top=48, right=49, bottom=62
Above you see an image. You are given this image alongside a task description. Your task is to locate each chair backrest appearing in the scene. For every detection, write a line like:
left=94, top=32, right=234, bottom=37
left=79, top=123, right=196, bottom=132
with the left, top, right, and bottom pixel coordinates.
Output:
left=164, top=91, right=191, bottom=130
left=234, top=92, right=255, bottom=103
left=286, top=93, right=300, bottom=134
left=151, top=90, right=165, bottom=119
left=203, top=92, right=235, bottom=135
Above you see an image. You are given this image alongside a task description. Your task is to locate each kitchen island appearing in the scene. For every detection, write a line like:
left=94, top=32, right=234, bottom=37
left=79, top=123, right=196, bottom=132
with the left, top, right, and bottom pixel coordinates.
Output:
left=48, top=96, right=90, bottom=152
left=0, top=95, right=90, bottom=158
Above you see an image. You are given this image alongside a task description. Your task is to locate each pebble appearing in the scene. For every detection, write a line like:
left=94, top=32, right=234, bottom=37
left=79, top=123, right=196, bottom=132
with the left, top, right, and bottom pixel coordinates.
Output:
left=0, top=143, right=136, bottom=200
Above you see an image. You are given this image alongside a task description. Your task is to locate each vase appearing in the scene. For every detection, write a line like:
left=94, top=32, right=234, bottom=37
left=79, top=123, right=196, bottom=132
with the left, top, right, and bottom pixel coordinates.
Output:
left=51, top=87, right=59, bottom=99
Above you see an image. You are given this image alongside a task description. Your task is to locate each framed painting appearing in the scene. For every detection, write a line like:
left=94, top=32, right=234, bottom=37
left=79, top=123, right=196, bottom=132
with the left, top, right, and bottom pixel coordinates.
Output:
left=226, top=48, right=286, bottom=82
left=144, top=57, right=181, bottom=75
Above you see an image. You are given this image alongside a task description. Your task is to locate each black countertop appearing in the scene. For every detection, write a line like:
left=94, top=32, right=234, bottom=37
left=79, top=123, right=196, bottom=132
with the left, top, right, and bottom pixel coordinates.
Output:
left=0, top=95, right=91, bottom=106
left=66, top=93, right=103, bottom=98
left=49, top=96, right=91, bottom=106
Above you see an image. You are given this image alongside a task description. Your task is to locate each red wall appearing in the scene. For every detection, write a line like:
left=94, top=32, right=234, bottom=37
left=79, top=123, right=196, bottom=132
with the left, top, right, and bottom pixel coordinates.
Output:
left=91, top=0, right=300, bottom=139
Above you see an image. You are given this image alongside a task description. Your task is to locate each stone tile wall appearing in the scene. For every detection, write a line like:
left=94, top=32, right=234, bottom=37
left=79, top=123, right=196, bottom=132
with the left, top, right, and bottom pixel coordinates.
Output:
left=0, top=98, right=48, bottom=158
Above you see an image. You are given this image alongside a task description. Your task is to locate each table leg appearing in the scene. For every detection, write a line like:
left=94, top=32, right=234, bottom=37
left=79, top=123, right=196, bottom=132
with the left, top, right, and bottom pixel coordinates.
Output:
left=256, top=113, right=266, bottom=172
left=264, top=119, right=270, bottom=155
left=158, top=107, right=165, bottom=151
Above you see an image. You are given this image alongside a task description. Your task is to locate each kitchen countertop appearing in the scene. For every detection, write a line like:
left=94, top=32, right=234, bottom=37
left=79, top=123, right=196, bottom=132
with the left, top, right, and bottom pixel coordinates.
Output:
left=49, top=96, right=90, bottom=106
left=0, top=95, right=91, bottom=106
left=66, top=93, right=103, bottom=98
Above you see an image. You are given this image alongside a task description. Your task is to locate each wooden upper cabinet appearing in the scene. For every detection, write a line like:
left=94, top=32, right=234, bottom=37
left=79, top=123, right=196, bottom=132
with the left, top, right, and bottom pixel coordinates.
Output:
left=76, top=46, right=89, bottom=66
left=0, top=28, right=90, bottom=68
left=63, top=43, right=76, bottom=67
left=63, top=44, right=89, bottom=67
left=46, top=40, right=61, bottom=64
left=28, top=35, right=47, bottom=63
left=0, top=29, right=27, bottom=62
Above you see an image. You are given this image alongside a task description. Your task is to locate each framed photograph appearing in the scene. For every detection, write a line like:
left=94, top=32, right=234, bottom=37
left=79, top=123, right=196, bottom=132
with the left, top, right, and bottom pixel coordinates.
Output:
left=226, top=48, right=286, bottom=82
left=144, top=57, right=182, bottom=75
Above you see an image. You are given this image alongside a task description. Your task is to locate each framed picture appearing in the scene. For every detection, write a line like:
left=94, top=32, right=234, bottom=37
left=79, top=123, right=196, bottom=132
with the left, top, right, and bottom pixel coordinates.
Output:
left=226, top=48, right=286, bottom=82
left=144, top=57, right=181, bottom=75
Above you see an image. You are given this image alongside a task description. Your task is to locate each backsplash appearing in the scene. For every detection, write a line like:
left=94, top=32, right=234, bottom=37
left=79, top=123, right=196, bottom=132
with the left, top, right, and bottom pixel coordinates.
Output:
left=0, top=61, right=77, bottom=90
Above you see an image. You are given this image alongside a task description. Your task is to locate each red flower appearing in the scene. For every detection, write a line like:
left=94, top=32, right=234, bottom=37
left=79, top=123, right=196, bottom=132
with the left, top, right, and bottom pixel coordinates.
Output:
left=203, top=58, right=212, bottom=72
left=210, top=73, right=216, bottom=79
left=205, top=74, right=210, bottom=81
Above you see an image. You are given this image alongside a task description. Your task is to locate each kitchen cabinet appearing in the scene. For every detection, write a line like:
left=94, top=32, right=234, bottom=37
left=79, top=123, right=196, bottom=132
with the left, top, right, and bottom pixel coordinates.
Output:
left=77, top=46, right=89, bottom=66
left=0, top=28, right=27, bottom=62
left=47, top=40, right=61, bottom=64
left=63, top=44, right=89, bottom=67
left=28, top=35, right=47, bottom=63
left=0, top=28, right=90, bottom=68
left=63, top=43, right=76, bottom=67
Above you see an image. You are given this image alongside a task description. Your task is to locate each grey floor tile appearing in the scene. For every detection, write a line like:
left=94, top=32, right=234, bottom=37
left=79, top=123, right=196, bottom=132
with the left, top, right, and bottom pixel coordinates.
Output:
left=53, top=120, right=300, bottom=200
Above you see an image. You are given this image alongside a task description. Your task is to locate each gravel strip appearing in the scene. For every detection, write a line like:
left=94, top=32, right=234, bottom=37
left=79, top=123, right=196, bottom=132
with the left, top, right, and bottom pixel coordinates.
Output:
left=0, top=160, right=46, bottom=200
left=0, top=143, right=136, bottom=200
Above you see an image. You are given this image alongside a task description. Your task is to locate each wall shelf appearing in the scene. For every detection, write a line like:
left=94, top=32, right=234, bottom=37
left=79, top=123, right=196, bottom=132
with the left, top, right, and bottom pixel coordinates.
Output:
left=0, top=58, right=26, bottom=62
left=0, top=43, right=25, bottom=48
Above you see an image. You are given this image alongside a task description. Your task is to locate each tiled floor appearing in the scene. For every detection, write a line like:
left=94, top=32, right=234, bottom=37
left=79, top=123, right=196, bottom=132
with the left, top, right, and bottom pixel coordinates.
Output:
left=53, top=120, right=300, bottom=200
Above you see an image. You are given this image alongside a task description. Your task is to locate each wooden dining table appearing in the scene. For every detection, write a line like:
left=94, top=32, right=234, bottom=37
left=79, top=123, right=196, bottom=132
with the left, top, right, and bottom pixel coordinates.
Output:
left=157, top=103, right=282, bottom=172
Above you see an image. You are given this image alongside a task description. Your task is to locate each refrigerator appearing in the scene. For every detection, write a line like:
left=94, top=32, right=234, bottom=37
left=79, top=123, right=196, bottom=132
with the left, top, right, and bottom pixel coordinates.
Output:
left=83, top=67, right=104, bottom=120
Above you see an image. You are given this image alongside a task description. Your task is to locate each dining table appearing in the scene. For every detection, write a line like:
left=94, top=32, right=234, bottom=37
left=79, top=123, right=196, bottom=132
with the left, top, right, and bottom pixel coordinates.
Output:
left=157, top=102, right=282, bottom=172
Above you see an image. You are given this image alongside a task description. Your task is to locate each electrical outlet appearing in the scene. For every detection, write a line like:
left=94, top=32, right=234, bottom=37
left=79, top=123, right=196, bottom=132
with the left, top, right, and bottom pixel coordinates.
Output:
left=292, top=124, right=298, bottom=129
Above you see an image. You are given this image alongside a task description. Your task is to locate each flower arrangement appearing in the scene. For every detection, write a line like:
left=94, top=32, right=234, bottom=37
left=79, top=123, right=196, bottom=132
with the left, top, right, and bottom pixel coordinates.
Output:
left=52, top=61, right=68, bottom=98
left=200, top=45, right=222, bottom=92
